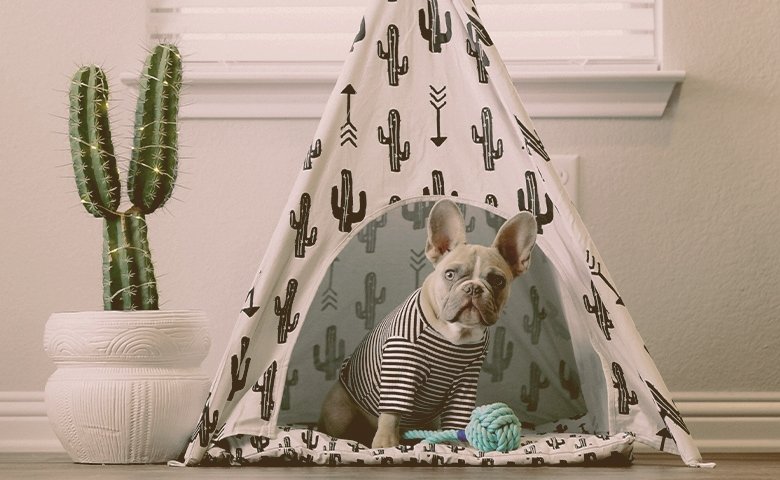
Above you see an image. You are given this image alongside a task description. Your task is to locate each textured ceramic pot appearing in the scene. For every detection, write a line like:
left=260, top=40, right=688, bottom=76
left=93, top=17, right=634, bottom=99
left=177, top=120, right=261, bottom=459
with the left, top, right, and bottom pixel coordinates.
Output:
left=43, top=310, right=211, bottom=464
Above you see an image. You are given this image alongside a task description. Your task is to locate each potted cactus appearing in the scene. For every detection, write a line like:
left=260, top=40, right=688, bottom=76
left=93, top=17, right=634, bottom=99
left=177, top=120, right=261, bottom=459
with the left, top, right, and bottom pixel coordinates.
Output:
left=43, top=44, right=211, bottom=464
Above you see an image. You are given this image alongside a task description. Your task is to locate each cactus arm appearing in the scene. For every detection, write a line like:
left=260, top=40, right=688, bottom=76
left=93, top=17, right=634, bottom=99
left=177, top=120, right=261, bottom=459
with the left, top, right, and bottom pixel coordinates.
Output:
left=128, top=44, right=182, bottom=214
left=442, top=11, right=452, bottom=42
left=69, top=66, right=120, bottom=218
left=538, top=193, right=554, bottom=231
left=355, top=300, right=366, bottom=319
left=419, top=8, right=431, bottom=41
left=356, top=191, right=367, bottom=222
left=377, top=39, right=389, bottom=59
left=471, top=124, right=483, bottom=143
left=378, top=126, right=389, bottom=144
left=330, top=185, right=341, bottom=221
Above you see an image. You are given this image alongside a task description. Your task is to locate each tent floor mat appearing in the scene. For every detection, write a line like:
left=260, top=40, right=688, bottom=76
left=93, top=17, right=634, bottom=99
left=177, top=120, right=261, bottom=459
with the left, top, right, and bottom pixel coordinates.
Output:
left=205, top=427, right=635, bottom=466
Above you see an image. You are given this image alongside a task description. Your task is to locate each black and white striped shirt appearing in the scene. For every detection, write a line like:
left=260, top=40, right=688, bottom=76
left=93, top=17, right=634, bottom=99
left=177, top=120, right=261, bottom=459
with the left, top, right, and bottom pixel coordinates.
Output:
left=340, top=289, right=489, bottom=429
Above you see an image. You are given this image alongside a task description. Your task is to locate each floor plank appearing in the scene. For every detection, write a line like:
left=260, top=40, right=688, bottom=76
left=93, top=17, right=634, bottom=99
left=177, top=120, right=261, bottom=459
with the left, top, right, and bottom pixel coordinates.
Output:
left=0, top=453, right=778, bottom=479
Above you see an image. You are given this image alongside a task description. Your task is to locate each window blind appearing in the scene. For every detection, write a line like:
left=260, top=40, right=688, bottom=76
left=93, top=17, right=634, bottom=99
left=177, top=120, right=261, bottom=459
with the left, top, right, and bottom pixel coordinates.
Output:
left=148, top=0, right=660, bottom=72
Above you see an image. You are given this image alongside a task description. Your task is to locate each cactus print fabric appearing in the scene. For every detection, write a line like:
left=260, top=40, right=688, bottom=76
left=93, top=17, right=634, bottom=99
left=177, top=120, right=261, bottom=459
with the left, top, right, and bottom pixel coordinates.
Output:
left=201, top=427, right=635, bottom=466
left=180, top=0, right=707, bottom=467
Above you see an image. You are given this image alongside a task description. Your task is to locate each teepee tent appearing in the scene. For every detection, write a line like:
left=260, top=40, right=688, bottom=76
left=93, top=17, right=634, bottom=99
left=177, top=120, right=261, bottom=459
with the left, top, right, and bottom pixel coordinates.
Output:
left=180, top=0, right=707, bottom=467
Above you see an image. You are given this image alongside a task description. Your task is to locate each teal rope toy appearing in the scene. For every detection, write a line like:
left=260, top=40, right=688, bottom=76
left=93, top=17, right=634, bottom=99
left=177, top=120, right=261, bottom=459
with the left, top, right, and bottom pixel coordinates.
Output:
left=403, top=403, right=522, bottom=453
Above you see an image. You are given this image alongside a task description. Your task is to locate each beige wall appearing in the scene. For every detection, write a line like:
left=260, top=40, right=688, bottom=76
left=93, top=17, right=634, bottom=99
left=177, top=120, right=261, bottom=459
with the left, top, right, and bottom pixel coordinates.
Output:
left=0, top=0, right=777, bottom=395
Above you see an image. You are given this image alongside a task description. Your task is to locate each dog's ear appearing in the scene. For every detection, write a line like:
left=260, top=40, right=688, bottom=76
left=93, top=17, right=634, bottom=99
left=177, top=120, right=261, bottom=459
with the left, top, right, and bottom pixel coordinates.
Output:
left=493, top=211, right=537, bottom=276
left=426, top=199, right=466, bottom=265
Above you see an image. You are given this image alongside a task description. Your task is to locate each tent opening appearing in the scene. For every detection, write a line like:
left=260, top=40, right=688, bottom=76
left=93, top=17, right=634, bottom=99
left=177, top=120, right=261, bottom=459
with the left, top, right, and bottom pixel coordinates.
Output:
left=279, top=199, right=592, bottom=429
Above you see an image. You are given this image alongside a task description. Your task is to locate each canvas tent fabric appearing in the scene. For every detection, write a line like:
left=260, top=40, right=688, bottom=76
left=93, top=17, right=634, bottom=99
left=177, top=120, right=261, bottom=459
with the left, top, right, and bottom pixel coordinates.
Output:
left=180, top=0, right=707, bottom=467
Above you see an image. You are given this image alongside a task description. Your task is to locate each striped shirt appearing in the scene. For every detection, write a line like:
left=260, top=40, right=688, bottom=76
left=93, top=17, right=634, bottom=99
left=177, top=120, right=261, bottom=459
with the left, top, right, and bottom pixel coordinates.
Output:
left=339, top=289, right=489, bottom=429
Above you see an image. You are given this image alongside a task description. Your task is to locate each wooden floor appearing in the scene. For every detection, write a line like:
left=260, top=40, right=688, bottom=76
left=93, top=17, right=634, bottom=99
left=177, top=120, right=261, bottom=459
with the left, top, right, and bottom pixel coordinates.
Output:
left=1, top=453, right=779, bottom=479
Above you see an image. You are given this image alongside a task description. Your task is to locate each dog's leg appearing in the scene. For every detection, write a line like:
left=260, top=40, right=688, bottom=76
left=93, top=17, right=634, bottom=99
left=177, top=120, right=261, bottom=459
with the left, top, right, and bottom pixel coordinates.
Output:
left=318, top=381, right=378, bottom=447
left=318, top=382, right=359, bottom=438
left=372, top=412, right=401, bottom=448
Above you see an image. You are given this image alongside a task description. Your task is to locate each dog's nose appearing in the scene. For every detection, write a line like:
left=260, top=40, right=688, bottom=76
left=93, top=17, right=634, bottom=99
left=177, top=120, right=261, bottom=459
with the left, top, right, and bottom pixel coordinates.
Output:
left=463, top=283, right=483, bottom=297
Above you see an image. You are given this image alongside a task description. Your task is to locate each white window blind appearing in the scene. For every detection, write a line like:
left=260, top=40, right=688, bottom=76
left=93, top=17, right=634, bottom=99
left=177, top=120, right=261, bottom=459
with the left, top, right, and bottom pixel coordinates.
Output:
left=148, top=0, right=662, bottom=72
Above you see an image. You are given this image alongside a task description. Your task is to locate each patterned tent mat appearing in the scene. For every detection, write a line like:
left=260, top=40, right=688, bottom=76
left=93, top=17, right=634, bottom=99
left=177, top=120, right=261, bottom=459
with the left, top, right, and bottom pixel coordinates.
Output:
left=198, top=427, right=635, bottom=467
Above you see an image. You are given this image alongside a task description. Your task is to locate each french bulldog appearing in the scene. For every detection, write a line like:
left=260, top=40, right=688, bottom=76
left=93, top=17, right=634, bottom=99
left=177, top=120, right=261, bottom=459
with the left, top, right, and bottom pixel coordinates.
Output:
left=318, top=199, right=537, bottom=448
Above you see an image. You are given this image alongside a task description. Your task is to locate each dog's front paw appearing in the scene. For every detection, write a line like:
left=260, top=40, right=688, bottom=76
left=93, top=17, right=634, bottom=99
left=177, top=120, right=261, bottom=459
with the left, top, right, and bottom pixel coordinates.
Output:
left=371, top=430, right=400, bottom=449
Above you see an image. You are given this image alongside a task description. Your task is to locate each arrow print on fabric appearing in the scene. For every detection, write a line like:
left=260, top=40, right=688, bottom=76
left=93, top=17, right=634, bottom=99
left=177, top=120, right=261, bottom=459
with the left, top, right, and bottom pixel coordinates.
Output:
left=587, top=250, right=625, bottom=306
left=321, top=258, right=340, bottom=311
left=429, top=85, right=448, bottom=146
left=340, top=84, right=358, bottom=148
left=409, top=248, right=428, bottom=289
left=645, top=379, right=691, bottom=436
left=242, top=287, right=261, bottom=317
left=350, top=17, right=366, bottom=52
left=514, top=115, right=550, bottom=162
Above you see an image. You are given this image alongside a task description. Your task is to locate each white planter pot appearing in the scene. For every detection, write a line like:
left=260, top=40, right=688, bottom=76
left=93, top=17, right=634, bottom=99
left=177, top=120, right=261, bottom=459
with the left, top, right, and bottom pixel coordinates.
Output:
left=43, top=310, right=211, bottom=464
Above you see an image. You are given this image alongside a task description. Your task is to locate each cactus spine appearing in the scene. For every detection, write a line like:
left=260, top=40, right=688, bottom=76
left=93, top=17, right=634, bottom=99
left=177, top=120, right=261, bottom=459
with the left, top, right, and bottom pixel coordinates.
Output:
left=68, top=44, right=182, bottom=310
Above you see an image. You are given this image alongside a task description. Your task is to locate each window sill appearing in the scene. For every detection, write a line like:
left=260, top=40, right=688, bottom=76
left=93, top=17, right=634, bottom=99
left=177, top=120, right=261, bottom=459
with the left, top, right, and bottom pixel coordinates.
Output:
left=120, top=65, right=685, bottom=120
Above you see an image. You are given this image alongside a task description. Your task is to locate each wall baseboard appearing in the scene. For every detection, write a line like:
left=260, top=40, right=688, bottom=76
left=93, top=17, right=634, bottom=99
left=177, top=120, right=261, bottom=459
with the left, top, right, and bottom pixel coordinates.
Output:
left=0, top=392, right=61, bottom=453
left=2, top=391, right=778, bottom=453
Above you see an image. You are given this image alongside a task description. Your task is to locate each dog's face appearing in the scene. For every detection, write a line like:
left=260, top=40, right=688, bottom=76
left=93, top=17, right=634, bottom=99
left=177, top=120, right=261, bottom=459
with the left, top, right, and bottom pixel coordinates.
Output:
left=423, top=199, right=537, bottom=331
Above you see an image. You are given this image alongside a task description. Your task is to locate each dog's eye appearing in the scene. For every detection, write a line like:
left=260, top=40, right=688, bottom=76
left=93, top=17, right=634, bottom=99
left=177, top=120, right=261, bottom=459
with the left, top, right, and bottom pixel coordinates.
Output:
left=444, top=270, right=456, bottom=281
left=487, top=273, right=506, bottom=290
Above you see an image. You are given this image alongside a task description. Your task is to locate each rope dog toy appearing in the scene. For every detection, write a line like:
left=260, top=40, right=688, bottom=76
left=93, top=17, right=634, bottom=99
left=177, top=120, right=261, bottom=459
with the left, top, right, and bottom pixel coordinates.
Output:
left=402, top=402, right=522, bottom=453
